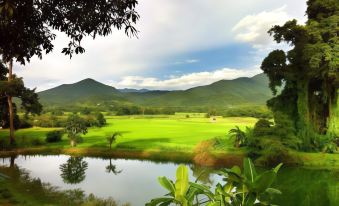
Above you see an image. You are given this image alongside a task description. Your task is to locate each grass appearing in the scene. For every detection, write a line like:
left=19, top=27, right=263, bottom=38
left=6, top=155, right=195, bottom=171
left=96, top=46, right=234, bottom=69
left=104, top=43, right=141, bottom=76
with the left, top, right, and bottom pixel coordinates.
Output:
left=0, top=115, right=338, bottom=168
left=0, top=115, right=256, bottom=151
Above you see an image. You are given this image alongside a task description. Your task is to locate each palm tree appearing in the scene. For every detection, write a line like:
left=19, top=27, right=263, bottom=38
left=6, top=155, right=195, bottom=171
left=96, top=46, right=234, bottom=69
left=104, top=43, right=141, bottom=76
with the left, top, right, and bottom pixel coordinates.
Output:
left=107, top=132, right=122, bottom=149
left=228, top=126, right=246, bottom=148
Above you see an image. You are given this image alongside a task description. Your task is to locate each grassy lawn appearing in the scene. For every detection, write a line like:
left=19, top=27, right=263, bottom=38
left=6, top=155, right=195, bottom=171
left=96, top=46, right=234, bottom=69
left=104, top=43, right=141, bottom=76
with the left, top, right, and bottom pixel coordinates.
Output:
left=0, top=116, right=257, bottom=151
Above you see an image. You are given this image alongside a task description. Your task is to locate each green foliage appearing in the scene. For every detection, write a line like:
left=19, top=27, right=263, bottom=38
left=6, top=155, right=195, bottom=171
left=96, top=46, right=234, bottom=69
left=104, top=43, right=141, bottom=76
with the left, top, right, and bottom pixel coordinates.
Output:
left=261, top=0, right=339, bottom=148
left=45, top=130, right=63, bottom=143
left=0, top=1, right=139, bottom=63
left=65, top=114, right=88, bottom=147
left=95, top=113, right=106, bottom=127
left=253, top=119, right=273, bottom=137
left=228, top=126, right=247, bottom=148
left=147, top=158, right=282, bottom=206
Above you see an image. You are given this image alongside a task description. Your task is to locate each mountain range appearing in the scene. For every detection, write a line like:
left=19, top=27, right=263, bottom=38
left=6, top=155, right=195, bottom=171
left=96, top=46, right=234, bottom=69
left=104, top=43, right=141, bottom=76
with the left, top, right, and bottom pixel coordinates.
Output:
left=38, top=73, right=273, bottom=108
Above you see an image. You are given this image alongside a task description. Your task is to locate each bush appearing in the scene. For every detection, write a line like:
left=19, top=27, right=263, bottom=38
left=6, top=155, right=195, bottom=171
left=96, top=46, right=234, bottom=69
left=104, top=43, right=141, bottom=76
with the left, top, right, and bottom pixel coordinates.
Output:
left=31, top=138, right=44, bottom=146
left=45, top=130, right=63, bottom=143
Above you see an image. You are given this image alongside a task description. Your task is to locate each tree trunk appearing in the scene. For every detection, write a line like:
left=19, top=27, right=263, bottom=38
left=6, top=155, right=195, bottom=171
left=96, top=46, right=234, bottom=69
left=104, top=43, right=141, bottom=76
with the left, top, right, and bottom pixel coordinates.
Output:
left=297, top=80, right=312, bottom=148
left=71, top=139, right=76, bottom=147
left=327, top=89, right=338, bottom=137
left=7, top=59, right=15, bottom=146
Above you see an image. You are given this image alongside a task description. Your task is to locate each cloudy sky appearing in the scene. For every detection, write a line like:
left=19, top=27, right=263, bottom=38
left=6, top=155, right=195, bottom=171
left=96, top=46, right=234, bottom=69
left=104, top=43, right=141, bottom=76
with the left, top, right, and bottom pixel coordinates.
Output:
left=15, top=0, right=307, bottom=91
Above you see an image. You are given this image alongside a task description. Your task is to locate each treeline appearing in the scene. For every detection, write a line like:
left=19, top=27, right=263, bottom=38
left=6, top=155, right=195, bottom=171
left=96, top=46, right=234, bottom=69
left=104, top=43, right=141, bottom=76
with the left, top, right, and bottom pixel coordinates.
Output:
left=41, top=105, right=272, bottom=119
left=9, top=112, right=107, bottom=129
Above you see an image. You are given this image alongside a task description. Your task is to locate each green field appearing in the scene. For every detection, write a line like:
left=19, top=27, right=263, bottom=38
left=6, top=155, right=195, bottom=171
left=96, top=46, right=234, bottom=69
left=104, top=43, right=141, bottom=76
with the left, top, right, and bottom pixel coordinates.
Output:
left=0, top=115, right=257, bottom=151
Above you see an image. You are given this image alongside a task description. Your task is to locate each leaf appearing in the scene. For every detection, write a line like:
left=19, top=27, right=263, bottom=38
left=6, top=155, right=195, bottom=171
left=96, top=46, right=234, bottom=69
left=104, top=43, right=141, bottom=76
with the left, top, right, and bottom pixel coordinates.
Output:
left=243, top=158, right=257, bottom=183
left=158, top=176, right=175, bottom=195
left=253, top=171, right=276, bottom=193
left=175, top=165, right=189, bottom=203
left=265, top=188, right=282, bottom=195
left=231, top=165, right=241, bottom=176
left=273, top=163, right=283, bottom=173
left=189, top=182, right=214, bottom=199
left=146, top=197, right=173, bottom=206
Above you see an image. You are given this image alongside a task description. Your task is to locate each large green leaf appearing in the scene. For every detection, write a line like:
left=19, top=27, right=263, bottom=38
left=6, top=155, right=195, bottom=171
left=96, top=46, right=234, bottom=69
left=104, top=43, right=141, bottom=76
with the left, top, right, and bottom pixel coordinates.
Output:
left=175, top=164, right=189, bottom=205
left=158, top=176, right=175, bottom=195
left=146, top=197, right=173, bottom=206
left=243, top=158, right=257, bottom=183
left=253, top=171, right=276, bottom=193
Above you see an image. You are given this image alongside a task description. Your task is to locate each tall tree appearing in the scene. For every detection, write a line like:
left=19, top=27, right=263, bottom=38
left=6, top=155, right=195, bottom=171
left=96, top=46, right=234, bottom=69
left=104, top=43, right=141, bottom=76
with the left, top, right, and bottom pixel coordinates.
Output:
left=0, top=0, right=139, bottom=144
left=261, top=0, right=338, bottom=149
left=0, top=61, right=42, bottom=139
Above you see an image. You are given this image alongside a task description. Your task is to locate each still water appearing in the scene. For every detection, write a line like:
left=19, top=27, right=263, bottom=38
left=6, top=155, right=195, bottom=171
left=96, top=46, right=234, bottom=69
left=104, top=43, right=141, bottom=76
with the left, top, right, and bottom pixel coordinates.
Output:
left=0, top=155, right=338, bottom=206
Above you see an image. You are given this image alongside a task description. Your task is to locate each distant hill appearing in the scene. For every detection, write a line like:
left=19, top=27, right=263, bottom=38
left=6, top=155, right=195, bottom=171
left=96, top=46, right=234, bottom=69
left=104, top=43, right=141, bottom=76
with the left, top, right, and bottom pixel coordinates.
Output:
left=38, top=78, right=123, bottom=105
left=38, top=73, right=273, bottom=108
left=118, top=88, right=151, bottom=93
left=124, top=73, right=272, bottom=107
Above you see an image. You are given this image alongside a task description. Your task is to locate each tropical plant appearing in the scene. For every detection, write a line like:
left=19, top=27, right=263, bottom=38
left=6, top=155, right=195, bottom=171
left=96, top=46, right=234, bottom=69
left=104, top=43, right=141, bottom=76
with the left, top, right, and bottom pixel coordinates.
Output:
left=107, top=132, right=122, bottom=149
left=65, top=114, right=88, bottom=147
left=147, top=158, right=282, bottom=206
left=229, top=126, right=247, bottom=148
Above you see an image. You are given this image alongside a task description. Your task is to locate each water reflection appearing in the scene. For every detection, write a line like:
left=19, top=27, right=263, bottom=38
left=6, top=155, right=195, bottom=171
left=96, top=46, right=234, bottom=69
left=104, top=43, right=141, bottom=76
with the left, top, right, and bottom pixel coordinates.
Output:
left=190, top=164, right=214, bottom=184
left=272, top=167, right=339, bottom=206
left=60, top=157, right=88, bottom=184
left=0, top=155, right=337, bottom=206
left=106, top=158, right=122, bottom=175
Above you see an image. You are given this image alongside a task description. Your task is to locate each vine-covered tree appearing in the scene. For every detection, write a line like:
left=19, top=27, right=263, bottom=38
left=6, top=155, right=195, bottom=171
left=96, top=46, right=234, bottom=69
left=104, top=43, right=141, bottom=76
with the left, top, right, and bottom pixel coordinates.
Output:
left=261, top=0, right=338, bottom=149
left=0, top=0, right=139, bottom=145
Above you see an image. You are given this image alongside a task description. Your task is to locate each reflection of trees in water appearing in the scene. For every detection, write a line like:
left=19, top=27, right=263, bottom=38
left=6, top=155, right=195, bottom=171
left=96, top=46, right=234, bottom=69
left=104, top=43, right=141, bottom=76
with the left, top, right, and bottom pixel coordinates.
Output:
left=272, top=168, right=338, bottom=206
left=190, top=164, right=214, bottom=185
left=106, top=159, right=122, bottom=175
left=60, top=157, right=88, bottom=184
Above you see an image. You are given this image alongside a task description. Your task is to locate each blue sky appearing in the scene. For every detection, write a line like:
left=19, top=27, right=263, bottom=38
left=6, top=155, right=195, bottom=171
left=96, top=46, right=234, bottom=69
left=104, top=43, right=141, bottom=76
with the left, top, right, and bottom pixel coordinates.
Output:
left=16, top=0, right=307, bottom=91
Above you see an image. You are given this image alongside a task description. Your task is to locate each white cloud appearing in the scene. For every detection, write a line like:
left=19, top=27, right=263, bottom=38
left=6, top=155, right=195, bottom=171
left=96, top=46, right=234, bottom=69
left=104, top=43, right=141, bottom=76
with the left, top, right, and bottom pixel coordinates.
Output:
left=11, top=0, right=307, bottom=91
left=232, top=5, right=307, bottom=49
left=232, top=6, right=290, bottom=47
left=114, top=67, right=261, bottom=90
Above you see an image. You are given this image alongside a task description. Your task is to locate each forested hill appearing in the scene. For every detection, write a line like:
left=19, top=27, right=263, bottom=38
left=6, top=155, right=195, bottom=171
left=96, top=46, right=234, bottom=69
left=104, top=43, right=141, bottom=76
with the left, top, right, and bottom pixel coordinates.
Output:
left=38, top=73, right=273, bottom=108
left=38, top=78, right=124, bottom=105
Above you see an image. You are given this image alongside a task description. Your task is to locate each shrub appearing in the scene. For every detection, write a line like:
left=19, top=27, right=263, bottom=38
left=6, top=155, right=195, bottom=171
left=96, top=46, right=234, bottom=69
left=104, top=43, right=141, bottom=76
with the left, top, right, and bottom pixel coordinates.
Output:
left=45, top=130, right=63, bottom=143
left=31, top=138, right=44, bottom=146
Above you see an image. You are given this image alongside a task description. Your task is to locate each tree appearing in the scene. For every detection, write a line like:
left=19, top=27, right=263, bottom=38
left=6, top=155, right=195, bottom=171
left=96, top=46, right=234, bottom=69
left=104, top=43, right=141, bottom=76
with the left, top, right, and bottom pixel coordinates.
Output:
left=107, top=132, right=122, bottom=149
left=95, top=112, right=106, bottom=127
left=228, top=126, right=246, bottom=148
left=0, top=0, right=139, bottom=145
left=261, top=0, right=338, bottom=149
left=65, top=114, right=88, bottom=147
left=0, top=61, right=42, bottom=137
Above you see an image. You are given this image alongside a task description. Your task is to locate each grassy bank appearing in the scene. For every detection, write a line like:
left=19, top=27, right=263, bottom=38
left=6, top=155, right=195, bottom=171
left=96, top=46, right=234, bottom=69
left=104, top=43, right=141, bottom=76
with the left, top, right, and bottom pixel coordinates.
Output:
left=0, top=115, right=338, bottom=169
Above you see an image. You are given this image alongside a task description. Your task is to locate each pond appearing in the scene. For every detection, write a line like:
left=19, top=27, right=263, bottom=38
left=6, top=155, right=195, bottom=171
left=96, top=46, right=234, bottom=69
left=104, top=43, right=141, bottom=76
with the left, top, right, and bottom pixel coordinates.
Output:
left=0, top=155, right=338, bottom=206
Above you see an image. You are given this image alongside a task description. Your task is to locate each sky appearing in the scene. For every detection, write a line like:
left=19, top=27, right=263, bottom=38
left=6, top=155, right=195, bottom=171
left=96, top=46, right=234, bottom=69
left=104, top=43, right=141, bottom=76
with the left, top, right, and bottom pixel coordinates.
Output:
left=15, top=0, right=307, bottom=91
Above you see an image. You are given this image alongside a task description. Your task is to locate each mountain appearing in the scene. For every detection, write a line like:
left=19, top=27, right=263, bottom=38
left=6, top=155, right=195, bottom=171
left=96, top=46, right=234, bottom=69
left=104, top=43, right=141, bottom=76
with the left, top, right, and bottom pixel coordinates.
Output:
left=38, top=73, right=273, bottom=108
left=118, top=88, right=152, bottom=93
left=38, top=78, right=123, bottom=105
left=124, top=73, right=272, bottom=107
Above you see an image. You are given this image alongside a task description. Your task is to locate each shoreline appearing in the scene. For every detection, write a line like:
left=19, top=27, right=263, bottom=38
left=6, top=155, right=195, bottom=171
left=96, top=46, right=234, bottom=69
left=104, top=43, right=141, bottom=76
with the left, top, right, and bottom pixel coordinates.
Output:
left=0, top=147, right=338, bottom=169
